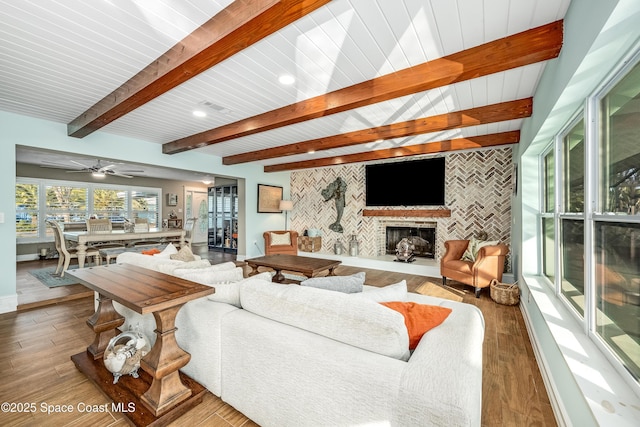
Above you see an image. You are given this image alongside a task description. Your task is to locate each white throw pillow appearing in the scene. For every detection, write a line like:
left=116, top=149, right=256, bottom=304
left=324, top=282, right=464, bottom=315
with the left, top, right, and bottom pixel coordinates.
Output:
left=269, top=232, right=291, bottom=245
left=153, top=243, right=178, bottom=259
left=207, top=261, right=237, bottom=272
left=300, top=272, right=365, bottom=293
left=155, top=259, right=211, bottom=275
left=350, top=280, right=407, bottom=302
left=207, top=272, right=273, bottom=307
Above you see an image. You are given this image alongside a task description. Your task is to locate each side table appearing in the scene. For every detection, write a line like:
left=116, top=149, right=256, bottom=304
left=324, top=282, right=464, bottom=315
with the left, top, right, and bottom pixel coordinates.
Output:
left=68, top=264, right=214, bottom=425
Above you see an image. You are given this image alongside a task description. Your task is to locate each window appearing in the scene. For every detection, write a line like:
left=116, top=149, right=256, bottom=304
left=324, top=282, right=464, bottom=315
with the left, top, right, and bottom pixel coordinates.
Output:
left=16, top=178, right=161, bottom=242
left=15, top=182, right=39, bottom=238
left=538, top=54, right=640, bottom=388
left=132, top=190, right=159, bottom=225
left=594, top=59, right=640, bottom=382
left=93, top=187, right=127, bottom=222
left=46, top=185, right=88, bottom=226
left=541, top=148, right=556, bottom=283
left=560, top=118, right=586, bottom=316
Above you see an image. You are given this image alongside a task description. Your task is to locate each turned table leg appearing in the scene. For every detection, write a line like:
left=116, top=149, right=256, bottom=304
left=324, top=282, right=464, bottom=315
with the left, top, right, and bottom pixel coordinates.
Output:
left=140, top=304, right=192, bottom=417
left=272, top=268, right=285, bottom=283
left=86, top=294, right=125, bottom=359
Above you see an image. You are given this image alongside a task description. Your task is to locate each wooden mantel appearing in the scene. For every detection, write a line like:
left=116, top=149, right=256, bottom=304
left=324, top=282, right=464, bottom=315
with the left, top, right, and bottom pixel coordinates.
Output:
left=362, top=209, right=451, bottom=218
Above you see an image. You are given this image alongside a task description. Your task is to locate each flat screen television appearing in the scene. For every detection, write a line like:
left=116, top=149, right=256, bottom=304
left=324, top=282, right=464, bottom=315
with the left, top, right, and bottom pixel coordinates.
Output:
left=365, top=157, right=445, bottom=206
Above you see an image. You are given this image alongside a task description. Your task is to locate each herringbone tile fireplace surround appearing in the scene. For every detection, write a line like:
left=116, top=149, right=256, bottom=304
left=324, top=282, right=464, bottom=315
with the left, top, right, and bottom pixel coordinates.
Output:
left=290, top=147, right=513, bottom=272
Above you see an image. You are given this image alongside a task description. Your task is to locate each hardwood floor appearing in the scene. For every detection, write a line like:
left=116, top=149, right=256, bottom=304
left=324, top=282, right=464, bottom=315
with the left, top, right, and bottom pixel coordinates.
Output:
left=8, top=251, right=557, bottom=426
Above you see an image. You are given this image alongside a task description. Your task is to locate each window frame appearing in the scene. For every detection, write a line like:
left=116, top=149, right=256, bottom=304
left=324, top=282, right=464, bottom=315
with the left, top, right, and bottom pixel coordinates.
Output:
left=16, top=177, right=162, bottom=243
left=537, top=47, right=640, bottom=394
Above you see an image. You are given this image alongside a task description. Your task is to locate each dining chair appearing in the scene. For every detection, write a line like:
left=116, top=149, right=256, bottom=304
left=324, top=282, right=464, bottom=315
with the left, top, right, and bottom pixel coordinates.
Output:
left=165, top=217, right=196, bottom=248
left=46, top=220, right=101, bottom=277
left=87, top=218, right=112, bottom=233
left=86, top=218, right=126, bottom=250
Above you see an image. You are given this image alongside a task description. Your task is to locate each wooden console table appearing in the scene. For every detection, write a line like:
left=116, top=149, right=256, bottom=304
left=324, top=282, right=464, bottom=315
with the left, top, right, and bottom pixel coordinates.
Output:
left=68, top=264, right=215, bottom=425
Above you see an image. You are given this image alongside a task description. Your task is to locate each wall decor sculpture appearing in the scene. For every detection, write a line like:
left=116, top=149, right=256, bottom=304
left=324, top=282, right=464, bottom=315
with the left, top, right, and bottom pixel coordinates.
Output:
left=321, top=177, right=347, bottom=233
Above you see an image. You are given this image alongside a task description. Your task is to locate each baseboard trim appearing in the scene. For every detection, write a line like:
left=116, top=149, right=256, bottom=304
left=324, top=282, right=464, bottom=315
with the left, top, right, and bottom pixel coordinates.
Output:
left=17, top=253, right=41, bottom=262
left=519, top=301, right=569, bottom=427
left=0, top=294, right=18, bottom=314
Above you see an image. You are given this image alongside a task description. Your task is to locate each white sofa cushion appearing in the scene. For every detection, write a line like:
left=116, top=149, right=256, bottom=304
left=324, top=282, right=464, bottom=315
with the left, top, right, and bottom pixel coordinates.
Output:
left=155, top=259, right=211, bottom=275
left=300, top=271, right=365, bottom=293
left=239, top=280, right=410, bottom=360
left=207, top=272, right=273, bottom=307
left=115, top=251, right=204, bottom=273
left=174, top=266, right=245, bottom=284
left=350, top=280, right=407, bottom=302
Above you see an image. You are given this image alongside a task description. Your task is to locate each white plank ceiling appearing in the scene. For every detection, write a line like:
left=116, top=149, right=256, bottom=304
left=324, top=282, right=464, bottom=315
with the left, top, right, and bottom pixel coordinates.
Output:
left=2, top=0, right=570, bottom=178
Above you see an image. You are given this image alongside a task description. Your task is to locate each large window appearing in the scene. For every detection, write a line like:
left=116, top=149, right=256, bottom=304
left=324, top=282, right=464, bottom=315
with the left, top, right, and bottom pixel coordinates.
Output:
left=541, top=149, right=556, bottom=283
left=594, top=59, right=640, bottom=382
left=540, top=56, right=640, bottom=386
left=560, top=118, right=586, bottom=316
left=16, top=178, right=161, bottom=241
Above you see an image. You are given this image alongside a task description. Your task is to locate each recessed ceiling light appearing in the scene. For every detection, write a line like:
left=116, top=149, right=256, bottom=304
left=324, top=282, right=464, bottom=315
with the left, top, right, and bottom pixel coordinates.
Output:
left=192, top=110, right=207, bottom=118
left=278, top=74, right=295, bottom=85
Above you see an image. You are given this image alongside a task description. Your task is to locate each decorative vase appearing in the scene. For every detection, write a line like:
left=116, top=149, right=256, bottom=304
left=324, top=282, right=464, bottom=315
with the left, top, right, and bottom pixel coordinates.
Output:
left=103, top=327, right=150, bottom=384
left=349, top=234, right=359, bottom=256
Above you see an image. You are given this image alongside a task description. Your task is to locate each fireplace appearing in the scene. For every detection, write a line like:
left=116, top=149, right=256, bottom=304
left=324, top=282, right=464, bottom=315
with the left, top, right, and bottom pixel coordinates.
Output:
left=386, top=226, right=435, bottom=259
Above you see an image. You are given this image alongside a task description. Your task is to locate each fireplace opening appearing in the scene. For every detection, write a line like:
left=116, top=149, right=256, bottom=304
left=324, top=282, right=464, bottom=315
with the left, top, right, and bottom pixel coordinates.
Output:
left=386, top=226, right=435, bottom=259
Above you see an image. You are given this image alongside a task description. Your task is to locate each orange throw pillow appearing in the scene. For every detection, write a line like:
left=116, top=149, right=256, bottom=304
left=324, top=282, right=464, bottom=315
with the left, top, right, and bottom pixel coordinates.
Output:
left=141, top=248, right=161, bottom=256
left=380, top=302, right=452, bottom=349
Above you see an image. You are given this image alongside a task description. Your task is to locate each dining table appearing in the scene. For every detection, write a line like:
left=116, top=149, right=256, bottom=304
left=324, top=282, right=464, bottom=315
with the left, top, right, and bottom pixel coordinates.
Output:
left=63, top=228, right=186, bottom=268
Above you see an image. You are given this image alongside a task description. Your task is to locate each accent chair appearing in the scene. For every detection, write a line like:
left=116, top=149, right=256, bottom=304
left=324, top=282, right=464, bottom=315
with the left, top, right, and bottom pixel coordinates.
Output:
left=263, top=230, right=298, bottom=255
left=441, top=239, right=509, bottom=298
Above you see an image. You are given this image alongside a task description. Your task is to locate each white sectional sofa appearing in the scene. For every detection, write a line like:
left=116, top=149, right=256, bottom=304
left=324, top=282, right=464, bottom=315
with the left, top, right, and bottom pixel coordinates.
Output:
left=113, top=252, right=485, bottom=426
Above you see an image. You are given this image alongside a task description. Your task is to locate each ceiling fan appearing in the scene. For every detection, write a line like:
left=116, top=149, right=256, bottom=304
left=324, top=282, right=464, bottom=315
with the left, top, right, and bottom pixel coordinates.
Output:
left=41, top=159, right=144, bottom=178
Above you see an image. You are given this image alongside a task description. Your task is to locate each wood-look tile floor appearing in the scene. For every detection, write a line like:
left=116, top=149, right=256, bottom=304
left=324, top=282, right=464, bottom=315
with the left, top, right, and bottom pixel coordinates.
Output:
left=7, top=253, right=557, bottom=426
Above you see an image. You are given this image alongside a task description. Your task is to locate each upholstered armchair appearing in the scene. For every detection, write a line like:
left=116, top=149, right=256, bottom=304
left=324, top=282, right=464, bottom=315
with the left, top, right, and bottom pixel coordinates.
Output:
left=263, top=230, right=298, bottom=255
left=441, top=239, right=509, bottom=298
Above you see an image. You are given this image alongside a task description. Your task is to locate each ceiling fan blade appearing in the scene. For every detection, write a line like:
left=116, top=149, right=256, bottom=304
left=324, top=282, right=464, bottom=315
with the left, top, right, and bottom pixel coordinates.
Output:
left=66, top=170, right=90, bottom=173
left=100, top=164, right=117, bottom=170
left=110, top=172, right=134, bottom=178
left=40, top=164, right=71, bottom=169
left=41, top=160, right=71, bottom=166
left=69, top=160, right=91, bottom=169
left=121, top=169, right=145, bottom=173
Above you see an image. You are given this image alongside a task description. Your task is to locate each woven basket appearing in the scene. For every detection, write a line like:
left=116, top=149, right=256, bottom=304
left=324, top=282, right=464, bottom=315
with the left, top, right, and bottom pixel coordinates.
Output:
left=490, top=279, right=519, bottom=305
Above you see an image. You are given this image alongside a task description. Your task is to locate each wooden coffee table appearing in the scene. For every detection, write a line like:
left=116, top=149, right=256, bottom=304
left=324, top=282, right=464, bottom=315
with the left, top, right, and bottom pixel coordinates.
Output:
left=246, top=254, right=342, bottom=283
left=68, top=263, right=215, bottom=425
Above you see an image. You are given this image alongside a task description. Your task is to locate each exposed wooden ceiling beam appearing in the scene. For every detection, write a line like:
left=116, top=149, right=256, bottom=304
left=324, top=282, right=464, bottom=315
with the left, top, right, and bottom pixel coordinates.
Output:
left=67, top=0, right=331, bottom=138
left=163, top=21, right=561, bottom=155
left=263, top=131, right=520, bottom=172
left=222, top=98, right=532, bottom=165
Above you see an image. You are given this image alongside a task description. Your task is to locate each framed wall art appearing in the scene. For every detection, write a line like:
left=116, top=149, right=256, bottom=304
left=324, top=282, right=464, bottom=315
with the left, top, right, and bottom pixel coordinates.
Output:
left=257, top=184, right=283, bottom=213
left=167, top=193, right=178, bottom=206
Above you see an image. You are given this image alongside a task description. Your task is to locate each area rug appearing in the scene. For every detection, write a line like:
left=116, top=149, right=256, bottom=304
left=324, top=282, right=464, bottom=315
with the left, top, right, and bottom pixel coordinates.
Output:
left=29, top=267, right=81, bottom=288
left=415, top=281, right=464, bottom=302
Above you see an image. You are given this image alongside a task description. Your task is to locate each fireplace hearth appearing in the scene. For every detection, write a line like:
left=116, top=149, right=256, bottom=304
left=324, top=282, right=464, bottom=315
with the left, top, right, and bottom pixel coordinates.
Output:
left=386, top=226, right=435, bottom=259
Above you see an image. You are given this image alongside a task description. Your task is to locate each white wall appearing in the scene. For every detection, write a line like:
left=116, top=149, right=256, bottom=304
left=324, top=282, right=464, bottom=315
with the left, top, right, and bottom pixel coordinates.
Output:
left=1, top=111, right=290, bottom=312
left=515, top=0, right=640, bottom=424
